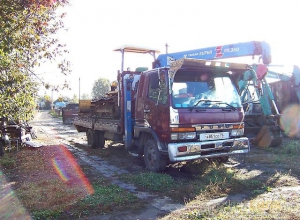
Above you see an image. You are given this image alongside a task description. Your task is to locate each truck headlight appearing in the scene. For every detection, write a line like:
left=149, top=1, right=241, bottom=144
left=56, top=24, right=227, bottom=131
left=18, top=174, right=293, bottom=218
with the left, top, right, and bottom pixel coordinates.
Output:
left=170, top=127, right=196, bottom=140
left=231, top=129, right=244, bottom=136
left=231, top=124, right=244, bottom=136
left=171, top=132, right=196, bottom=140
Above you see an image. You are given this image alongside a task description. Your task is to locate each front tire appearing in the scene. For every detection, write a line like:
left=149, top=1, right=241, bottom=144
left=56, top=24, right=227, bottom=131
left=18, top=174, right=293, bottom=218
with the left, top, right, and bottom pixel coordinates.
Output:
left=144, top=139, right=167, bottom=172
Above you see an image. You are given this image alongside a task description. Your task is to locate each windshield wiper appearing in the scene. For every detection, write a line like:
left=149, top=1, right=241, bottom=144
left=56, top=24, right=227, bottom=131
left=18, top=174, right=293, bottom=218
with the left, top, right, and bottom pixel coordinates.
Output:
left=188, top=99, right=212, bottom=112
left=191, top=100, right=237, bottom=111
left=218, top=102, right=237, bottom=111
left=192, top=99, right=212, bottom=108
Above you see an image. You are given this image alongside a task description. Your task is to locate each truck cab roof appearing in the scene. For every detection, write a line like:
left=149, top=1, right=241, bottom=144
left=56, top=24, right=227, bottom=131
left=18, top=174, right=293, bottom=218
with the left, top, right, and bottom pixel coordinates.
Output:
left=169, top=58, right=250, bottom=73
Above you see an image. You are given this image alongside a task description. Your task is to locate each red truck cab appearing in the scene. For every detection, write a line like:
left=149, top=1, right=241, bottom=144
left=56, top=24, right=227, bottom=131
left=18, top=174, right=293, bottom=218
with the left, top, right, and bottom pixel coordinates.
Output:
left=124, top=58, right=250, bottom=171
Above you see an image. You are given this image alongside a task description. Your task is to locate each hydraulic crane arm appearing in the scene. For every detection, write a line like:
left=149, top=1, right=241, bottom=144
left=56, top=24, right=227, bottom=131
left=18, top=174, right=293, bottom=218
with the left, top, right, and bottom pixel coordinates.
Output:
left=237, top=64, right=282, bottom=147
left=153, top=41, right=271, bottom=68
left=238, top=64, right=280, bottom=117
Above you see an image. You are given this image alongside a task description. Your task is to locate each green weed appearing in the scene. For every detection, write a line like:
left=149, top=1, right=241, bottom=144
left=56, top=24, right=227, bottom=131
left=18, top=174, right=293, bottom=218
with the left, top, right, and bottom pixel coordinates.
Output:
left=73, top=183, right=143, bottom=216
left=273, top=155, right=281, bottom=164
left=120, top=171, right=175, bottom=192
left=281, top=140, right=300, bottom=155
left=0, top=153, right=17, bottom=168
left=32, top=209, right=62, bottom=220
left=49, top=110, right=61, bottom=118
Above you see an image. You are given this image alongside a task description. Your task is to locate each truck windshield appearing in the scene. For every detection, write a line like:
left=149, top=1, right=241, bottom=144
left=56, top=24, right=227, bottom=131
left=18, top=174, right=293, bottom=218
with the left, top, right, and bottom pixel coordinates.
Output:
left=171, top=75, right=242, bottom=109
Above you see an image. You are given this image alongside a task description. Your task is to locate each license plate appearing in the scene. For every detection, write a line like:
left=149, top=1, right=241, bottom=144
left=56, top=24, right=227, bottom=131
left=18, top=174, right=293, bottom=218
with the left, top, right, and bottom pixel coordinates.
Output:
left=200, top=132, right=229, bottom=141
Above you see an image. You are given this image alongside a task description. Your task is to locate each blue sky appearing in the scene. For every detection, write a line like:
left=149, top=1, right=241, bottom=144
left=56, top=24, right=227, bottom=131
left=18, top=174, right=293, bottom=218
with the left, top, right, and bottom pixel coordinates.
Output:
left=38, top=0, right=300, bottom=99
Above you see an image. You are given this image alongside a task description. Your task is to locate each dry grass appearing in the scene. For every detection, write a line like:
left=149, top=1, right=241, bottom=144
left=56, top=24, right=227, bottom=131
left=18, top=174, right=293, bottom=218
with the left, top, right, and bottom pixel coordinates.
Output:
left=1, top=146, right=93, bottom=217
left=162, top=195, right=300, bottom=220
left=158, top=139, right=300, bottom=220
left=0, top=145, right=143, bottom=219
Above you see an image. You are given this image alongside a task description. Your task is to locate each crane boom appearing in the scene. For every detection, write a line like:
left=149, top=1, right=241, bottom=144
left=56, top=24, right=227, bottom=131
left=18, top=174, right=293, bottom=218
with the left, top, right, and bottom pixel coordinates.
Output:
left=153, top=41, right=271, bottom=68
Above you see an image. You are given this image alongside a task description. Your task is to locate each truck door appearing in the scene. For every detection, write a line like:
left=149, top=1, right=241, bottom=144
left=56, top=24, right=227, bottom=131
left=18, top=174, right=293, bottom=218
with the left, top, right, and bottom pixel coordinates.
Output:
left=136, top=69, right=170, bottom=142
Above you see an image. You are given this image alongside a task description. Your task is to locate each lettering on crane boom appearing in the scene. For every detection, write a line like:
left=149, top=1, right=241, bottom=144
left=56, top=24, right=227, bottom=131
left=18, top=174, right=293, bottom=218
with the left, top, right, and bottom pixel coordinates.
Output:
left=182, top=50, right=213, bottom=59
left=174, top=46, right=241, bottom=60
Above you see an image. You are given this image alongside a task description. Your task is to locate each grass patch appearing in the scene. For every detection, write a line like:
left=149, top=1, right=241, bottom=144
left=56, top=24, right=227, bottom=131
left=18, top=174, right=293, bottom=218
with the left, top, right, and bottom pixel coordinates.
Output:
left=16, top=178, right=143, bottom=219
left=160, top=170, right=300, bottom=220
left=16, top=179, right=85, bottom=211
left=266, top=139, right=300, bottom=156
left=72, top=183, right=142, bottom=216
left=267, top=170, right=300, bottom=187
left=164, top=195, right=300, bottom=220
left=32, top=209, right=62, bottom=220
left=247, top=139, right=300, bottom=166
left=0, top=146, right=144, bottom=220
left=119, top=161, right=268, bottom=203
left=278, top=139, right=300, bottom=155
left=0, top=153, right=17, bottom=168
left=262, top=139, right=300, bottom=165
left=120, top=171, right=175, bottom=192
left=159, top=150, right=300, bottom=220
left=49, top=110, right=61, bottom=118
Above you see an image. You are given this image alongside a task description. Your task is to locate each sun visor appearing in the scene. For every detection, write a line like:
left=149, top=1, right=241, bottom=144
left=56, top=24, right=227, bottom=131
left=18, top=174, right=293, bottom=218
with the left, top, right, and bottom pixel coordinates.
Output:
left=168, top=58, right=250, bottom=82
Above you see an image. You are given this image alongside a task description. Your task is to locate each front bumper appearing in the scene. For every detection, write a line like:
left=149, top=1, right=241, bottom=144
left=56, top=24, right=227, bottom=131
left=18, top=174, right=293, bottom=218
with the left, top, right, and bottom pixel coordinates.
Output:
left=168, top=137, right=249, bottom=162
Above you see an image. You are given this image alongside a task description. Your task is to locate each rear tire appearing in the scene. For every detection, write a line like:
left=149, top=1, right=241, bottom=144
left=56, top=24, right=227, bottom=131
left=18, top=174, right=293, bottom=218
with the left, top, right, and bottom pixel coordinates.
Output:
left=144, top=139, right=167, bottom=172
left=87, top=129, right=98, bottom=148
left=97, top=131, right=105, bottom=148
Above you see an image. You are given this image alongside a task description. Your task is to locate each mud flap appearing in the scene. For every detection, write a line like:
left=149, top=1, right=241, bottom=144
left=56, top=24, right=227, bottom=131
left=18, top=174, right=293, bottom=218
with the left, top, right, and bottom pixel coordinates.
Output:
left=254, top=125, right=282, bottom=148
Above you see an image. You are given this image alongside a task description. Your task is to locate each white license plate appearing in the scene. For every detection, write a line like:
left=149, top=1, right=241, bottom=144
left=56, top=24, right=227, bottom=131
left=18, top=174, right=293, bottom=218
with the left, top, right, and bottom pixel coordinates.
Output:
left=200, top=132, right=229, bottom=141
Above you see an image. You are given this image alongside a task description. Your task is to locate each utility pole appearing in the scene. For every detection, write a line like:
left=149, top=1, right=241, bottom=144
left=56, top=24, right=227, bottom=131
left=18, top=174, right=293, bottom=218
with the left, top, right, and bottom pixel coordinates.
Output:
left=79, top=77, right=81, bottom=103
left=165, top=43, right=169, bottom=54
left=51, top=88, right=54, bottom=110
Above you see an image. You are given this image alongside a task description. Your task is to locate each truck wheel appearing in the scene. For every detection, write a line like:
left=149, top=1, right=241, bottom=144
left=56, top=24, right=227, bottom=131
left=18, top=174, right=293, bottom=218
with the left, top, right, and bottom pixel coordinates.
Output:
left=87, top=129, right=98, bottom=148
left=144, top=139, right=167, bottom=172
left=0, top=141, right=4, bottom=156
left=97, top=131, right=105, bottom=148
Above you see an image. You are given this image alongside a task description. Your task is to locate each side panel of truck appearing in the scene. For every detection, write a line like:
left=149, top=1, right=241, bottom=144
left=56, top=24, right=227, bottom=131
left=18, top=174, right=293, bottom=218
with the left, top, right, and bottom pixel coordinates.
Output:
left=134, top=70, right=171, bottom=145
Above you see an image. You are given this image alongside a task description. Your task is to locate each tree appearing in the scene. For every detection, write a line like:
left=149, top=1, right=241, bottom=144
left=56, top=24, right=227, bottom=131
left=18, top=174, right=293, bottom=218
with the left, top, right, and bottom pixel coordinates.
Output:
left=92, top=78, right=110, bottom=99
left=0, top=0, right=70, bottom=120
left=81, top=93, right=91, bottom=100
left=70, top=94, right=78, bottom=103
left=42, top=94, right=52, bottom=110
